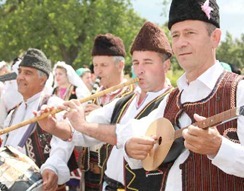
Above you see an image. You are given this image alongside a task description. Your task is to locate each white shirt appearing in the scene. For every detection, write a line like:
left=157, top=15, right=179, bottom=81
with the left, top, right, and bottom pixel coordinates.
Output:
left=1, top=92, right=73, bottom=184
left=72, top=86, right=171, bottom=184
left=117, top=62, right=244, bottom=191
left=0, top=80, right=22, bottom=129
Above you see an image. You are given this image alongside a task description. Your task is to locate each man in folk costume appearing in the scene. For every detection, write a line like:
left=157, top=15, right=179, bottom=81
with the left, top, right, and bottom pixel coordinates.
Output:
left=1, top=48, right=73, bottom=191
left=79, top=33, right=134, bottom=190
left=122, top=0, right=244, bottom=190
left=99, top=21, right=173, bottom=191
left=37, top=21, right=173, bottom=190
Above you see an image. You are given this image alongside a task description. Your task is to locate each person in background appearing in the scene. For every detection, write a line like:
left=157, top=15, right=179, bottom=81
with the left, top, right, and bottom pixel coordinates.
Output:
left=52, top=61, right=90, bottom=191
left=0, top=61, right=10, bottom=96
left=53, top=61, right=90, bottom=100
left=89, top=63, right=98, bottom=85
left=0, top=58, right=23, bottom=129
left=76, top=67, right=93, bottom=92
left=229, top=63, right=242, bottom=75
left=0, top=61, right=9, bottom=76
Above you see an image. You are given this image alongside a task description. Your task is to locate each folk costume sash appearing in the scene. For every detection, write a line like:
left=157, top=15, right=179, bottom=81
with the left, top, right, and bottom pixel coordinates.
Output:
left=163, top=72, right=244, bottom=191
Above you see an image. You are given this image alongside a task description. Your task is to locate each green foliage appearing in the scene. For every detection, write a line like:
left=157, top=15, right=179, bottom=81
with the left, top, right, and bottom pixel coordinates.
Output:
left=217, top=32, right=244, bottom=72
left=1, top=0, right=243, bottom=77
left=0, top=0, right=145, bottom=72
left=167, top=68, right=184, bottom=87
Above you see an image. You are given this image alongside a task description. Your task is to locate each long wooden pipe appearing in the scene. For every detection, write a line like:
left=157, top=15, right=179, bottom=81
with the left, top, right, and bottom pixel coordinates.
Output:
left=0, top=78, right=138, bottom=135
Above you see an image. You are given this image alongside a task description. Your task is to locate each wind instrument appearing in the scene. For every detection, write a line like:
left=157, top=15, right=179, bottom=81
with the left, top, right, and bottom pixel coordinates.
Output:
left=0, top=78, right=139, bottom=135
left=87, top=76, right=101, bottom=104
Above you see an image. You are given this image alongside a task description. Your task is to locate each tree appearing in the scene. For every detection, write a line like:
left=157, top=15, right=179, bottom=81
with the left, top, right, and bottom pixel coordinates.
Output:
left=0, top=0, right=145, bottom=73
left=217, top=32, right=244, bottom=71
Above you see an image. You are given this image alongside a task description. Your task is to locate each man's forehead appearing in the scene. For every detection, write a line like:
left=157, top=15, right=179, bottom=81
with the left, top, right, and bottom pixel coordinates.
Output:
left=171, top=20, right=205, bottom=32
left=19, top=66, right=38, bottom=73
left=93, top=56, right=113, bottom=65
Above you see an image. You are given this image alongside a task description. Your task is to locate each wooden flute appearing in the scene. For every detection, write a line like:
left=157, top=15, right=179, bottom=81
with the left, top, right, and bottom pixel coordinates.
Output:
left=0, top=77, right=138, bottom=135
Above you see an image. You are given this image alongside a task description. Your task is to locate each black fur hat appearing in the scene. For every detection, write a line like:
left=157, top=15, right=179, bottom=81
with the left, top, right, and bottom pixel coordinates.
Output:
left=92, top=33, right=126, bottom=57
left=19, top=48, right=51, bottom=77
left=168, top=0, right=220, bottom=30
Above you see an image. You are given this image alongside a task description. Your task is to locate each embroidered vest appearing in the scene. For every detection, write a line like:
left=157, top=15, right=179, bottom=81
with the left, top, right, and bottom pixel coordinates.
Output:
left=26, top=87, right=78, bottom=170
left=100, top=87, right=173, bottom=191
left=25, top=96, right=51, bottom=167
left=163, top=72, right=244, bottom=191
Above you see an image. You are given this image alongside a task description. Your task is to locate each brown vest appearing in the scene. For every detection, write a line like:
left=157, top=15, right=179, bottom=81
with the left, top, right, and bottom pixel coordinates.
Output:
left=163, top=72, right=244, bottom=191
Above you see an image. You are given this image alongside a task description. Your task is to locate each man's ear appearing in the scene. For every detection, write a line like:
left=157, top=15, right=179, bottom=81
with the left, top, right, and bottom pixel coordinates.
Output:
left=40, top=76, right=47, bottom=86
left=163, top=59, right=171, bottom=72
left=211, top=28, right=222, bottom=48
left=118, top=61, right=125, bottom=72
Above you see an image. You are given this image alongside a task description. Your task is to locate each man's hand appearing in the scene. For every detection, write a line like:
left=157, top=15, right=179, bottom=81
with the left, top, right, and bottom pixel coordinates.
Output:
left=182, top=114, right=222, bottom=156
left=34, top=105, right=57, bottom=135
left=125, top=136, right=156, bottom=160
left=84, top=103, right=101, bottom=116
left=42, top=169, right=58, bottom=191
left=62, top=99, right=87, bottom=133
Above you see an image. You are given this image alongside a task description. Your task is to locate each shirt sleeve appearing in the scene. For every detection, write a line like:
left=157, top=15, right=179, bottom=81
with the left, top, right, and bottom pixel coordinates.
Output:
left=40, top=97, right=74, bottom=184
left=116, top=96, right=168, bottom=167
left=122, top=141, right=143, bottom=169
left=40, top=136, right=74, bottom=184
left=70, top=98, right=120, bottom=146
left=211, top=80, right=244, bottom=177
left=72, top=130, right=102, bottom=147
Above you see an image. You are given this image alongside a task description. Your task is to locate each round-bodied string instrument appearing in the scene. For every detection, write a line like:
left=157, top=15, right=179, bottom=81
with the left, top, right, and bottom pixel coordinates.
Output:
left=142, top=118, right=175, bottom=171
left=142, top=105, right=244, bottom=171
left=0, top=146, right=42, bottom=191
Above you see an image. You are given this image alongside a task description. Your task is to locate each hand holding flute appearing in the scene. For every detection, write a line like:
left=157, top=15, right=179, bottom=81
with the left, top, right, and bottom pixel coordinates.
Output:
left=0, top=78, right=138, bottom=135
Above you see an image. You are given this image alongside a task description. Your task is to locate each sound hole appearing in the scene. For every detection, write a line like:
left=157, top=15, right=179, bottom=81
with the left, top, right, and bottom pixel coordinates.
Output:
left=158, top=136, right=162, bottom=145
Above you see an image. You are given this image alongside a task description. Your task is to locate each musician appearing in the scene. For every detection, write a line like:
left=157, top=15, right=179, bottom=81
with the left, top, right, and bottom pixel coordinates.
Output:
left=121, top=0, right=244, bottom=190
left=79, top=33, right=134, bottom=190
left=37, top=21, right=173, bottom=190
left=1, top=48, right=73, bottom=191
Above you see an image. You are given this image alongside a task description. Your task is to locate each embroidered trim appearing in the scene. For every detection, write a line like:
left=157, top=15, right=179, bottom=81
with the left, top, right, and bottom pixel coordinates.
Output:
left=223, top=127, right=240, bottom=144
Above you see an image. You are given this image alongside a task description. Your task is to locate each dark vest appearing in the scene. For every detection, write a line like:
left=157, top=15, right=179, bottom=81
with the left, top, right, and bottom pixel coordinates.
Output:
left=103, top=87, right=173, bottom=191
left=163, top=72, right=244, bottom=191
left=25, top=96, right=52, bottom=167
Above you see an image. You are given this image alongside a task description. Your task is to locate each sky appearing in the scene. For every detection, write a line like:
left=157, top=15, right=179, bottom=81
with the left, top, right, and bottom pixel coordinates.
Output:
left=131, top=0, right=244, bottom=41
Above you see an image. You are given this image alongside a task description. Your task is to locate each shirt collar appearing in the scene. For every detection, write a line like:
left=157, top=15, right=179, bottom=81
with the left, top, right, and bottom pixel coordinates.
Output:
left=25, top=92, right=43, bottom=105
left=177, top=61, right=224, bottom=91
left=100, top=79, right=128, bottom=96
left=134, top=84, right=172, bottom=98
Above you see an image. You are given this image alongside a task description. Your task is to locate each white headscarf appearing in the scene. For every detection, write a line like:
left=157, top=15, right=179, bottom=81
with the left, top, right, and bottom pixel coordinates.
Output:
left=53, top=61, right=91, bottom=99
